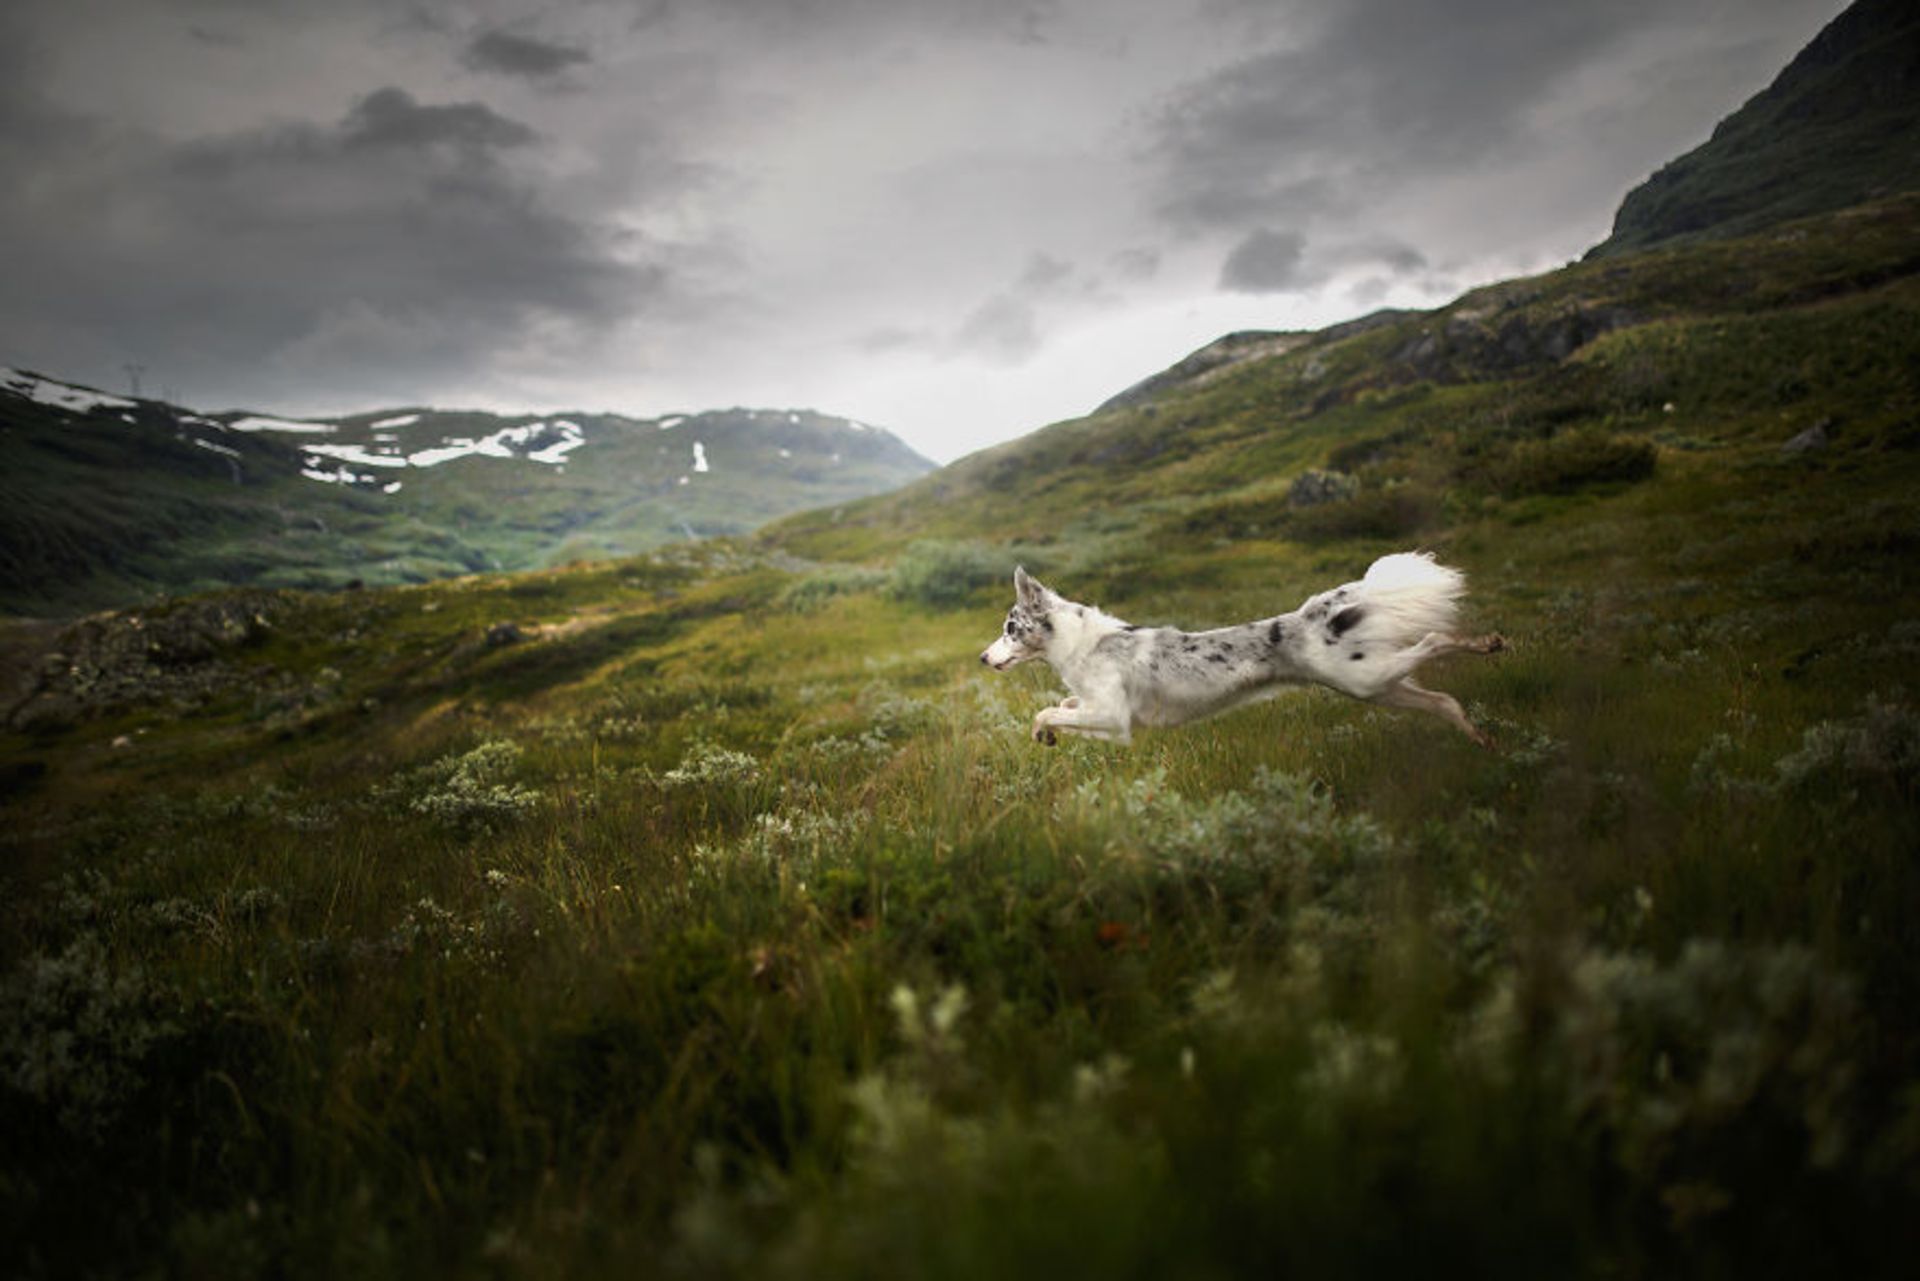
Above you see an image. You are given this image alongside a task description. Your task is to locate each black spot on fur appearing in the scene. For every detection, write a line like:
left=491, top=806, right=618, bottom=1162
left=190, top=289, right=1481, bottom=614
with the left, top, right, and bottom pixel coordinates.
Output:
left=1330, top=605, right=1365, bottom=637
left=1267, top=621, right=1287, bottom=647
left=1207, top=652, right=1229, bottom=665
left=1350, top=651, right=1364, bottom=661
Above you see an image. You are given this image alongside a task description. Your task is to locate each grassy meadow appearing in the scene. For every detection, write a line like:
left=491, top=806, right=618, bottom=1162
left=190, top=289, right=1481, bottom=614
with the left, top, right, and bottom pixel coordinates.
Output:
left=4, top=199, right=1920, bottom=1277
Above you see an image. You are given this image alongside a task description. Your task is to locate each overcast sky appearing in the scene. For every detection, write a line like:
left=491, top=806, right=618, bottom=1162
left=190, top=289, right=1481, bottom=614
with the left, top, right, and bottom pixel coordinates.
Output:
left=0, top=0, right=1846, bottom=462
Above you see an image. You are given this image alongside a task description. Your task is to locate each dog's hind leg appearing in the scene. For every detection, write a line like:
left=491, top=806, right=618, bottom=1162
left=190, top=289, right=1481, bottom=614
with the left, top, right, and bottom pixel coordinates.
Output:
left=1325, top=630, right=1508, bottom=699
left=1372, top=678, right=1494, bottom=749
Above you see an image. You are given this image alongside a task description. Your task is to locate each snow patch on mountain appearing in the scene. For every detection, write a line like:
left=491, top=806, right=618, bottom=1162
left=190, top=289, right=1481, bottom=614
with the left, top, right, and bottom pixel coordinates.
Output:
left=300, top=463, right=375, bottom=484
left=2, top=366, right=136, bottom=413
left=231, top=415, right=337, bottom=435
left=403, top=419, right=585, bottom=469
left=527, top=420, right=585, bottom=464
left=304, top=443, right=409, bottom=469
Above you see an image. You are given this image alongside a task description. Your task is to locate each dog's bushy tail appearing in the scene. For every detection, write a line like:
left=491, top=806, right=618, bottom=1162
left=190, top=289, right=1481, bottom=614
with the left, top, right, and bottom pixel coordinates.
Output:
left=1357, top=551, right=1465, bottom=644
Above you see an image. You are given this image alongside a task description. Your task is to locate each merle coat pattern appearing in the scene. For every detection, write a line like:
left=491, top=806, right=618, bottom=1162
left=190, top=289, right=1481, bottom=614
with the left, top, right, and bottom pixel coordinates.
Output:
left=979, top=553, right=1506, bottom=747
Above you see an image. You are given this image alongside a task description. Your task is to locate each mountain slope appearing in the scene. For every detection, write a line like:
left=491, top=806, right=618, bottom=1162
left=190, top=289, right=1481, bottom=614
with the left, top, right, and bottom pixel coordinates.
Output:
left=764, top=193, right=1920, bottom=583
left=0, top=371, right=933, bottom=616
left=1589, top=0, right=1920, bottom=258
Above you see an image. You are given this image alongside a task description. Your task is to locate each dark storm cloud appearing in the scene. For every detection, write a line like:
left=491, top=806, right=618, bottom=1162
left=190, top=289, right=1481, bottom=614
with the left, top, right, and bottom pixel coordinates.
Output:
left=954, top=294, right=1041, bottom=364
left=1019, top=253, right=1074, bottom=292
left=462, top=29, right=592, bottom=80
left=338, top=87, right=538, bottom=150
left=950, top=250, right=1121, bottom=364
left=1219, top=227, right=1433, bottom=295
left=859, top=325, right=935, bottom=353
left=1156, top=0, right=1666, bottom=231
left=1219, top=228, right=1308, bottom=292
left=0, top=78, right=662, bottom=408
left=1151, top=0, right=1830, bottom=237
left=626, top=0, right=1061, bottom=43
left=1366, top=239, right=1428, bottom=274
left=1109, top=247, right=1162, bottom=282
left=871, top=249, right=1114, bottom=366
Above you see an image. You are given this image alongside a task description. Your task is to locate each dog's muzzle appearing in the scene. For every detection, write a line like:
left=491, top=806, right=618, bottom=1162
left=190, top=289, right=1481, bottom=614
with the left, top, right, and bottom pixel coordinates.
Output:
left=980, top=639, right=1022, bottom=670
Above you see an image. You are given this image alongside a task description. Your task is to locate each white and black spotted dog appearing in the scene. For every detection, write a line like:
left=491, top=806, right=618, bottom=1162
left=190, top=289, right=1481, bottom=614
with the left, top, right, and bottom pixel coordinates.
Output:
left=979, top=552, right=1506, bottom=748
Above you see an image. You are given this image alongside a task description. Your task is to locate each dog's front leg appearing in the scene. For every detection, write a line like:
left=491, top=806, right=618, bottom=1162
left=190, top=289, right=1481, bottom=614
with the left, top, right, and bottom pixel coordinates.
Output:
left=1030, top=695, right=1078, bottom=744
left=1032, top=698, right=1130, bottom=746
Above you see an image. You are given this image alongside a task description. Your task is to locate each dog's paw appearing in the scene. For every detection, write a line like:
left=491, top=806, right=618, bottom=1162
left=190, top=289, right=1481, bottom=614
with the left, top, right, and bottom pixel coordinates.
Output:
left=1033, top=724, right=1059, bottom=747
left=1478, top=633, right=1508, bottom=654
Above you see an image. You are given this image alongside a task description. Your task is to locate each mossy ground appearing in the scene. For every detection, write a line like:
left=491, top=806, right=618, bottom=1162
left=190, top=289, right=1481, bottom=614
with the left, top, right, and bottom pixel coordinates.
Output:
left=4, top=201, right=1920, bottom=1279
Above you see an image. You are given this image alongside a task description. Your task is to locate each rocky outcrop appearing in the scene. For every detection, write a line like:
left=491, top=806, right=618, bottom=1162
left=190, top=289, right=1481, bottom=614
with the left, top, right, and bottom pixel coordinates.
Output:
left=7, top=593, right=281, bottom=730
left=1388, top=300, right=1642, bottom=383
left=1097, top=310, right=1420, bottom=413
left=1287, top=469, right=1360, bottom=507
left=1098, top=330, right=1311, bottom=412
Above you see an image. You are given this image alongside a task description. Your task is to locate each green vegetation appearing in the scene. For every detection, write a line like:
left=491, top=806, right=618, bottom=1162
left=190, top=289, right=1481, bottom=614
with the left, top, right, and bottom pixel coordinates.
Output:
left=5, top=197, right=1920, bottom=1278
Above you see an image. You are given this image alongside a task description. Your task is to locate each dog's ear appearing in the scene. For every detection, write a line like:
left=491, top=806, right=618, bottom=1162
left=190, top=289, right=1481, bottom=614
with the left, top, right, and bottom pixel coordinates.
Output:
left=1014, top=565, right=1048, bottom=609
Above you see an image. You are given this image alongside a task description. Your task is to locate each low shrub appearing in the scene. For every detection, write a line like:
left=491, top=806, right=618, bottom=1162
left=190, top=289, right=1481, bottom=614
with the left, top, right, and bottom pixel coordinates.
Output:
left=777, top=565, right=889, bottom=613
left=1478, top=431, right=1657, bottom=497
left=1283, top=484, right=1441, bottom=543
left=405, top=738, right=541, bottom=832
left=888, top=539, right=1007, bottom=609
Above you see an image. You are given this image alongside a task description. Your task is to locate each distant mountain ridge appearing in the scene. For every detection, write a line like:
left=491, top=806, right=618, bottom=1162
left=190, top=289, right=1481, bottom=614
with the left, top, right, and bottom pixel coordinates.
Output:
left=0, top=366, right=933, bottom=615
left=1590, top=0, right=1920, bottom=258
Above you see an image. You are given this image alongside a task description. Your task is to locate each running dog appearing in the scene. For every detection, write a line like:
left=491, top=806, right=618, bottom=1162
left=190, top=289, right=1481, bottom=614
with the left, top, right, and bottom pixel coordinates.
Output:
left=979, top=553, right=1505, bottom=747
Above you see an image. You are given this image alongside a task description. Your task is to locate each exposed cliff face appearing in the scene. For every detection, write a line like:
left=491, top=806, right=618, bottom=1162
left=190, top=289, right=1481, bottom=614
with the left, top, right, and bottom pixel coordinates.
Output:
left=1591, top=0, right=1920, bottom=259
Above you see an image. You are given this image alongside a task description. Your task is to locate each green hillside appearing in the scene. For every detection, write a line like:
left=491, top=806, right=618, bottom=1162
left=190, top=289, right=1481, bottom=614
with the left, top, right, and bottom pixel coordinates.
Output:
left=1590, top=0, right=1920, bottom=258
left=4, top=190, right=1919, bottom=1277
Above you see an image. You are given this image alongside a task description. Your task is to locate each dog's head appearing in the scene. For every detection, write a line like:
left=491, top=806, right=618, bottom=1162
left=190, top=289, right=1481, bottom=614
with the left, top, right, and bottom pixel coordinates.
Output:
left=980, top=566, right=1056, bottom=670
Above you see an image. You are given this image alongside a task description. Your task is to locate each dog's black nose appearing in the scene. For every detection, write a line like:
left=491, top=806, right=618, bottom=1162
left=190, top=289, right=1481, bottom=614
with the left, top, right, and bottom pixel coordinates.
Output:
left=979, top=651, right=990, bottom=665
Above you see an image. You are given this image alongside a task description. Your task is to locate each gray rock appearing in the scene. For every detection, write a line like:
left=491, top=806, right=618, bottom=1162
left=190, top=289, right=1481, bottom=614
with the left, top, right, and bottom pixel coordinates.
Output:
left=1781, top=419, right=1832, bottom=454
left=1288, top=469, right=1360, bottom=507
